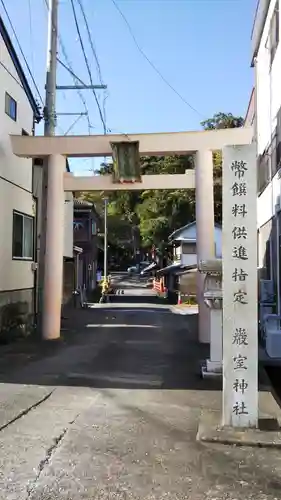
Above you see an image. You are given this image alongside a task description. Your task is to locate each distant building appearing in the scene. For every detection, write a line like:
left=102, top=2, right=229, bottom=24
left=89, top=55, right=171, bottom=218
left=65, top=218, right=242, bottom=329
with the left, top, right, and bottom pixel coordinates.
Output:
left=73, top=198, right=100, bottom=294
left=156, top=221, right=222, bottom=303
left=0, top=15, right=40, bottom=334
left=168, top=221, right=222, bottom=266
left=0, top=13, right=75, bottom=334
left=250, top=0, right=281, bottom=312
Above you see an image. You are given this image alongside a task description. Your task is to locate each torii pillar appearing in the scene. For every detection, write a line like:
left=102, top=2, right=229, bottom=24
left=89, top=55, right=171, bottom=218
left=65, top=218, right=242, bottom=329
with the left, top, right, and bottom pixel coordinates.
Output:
left=42, top=154, right=65, bottom=340
left=195, top=149, right=215, bottom=343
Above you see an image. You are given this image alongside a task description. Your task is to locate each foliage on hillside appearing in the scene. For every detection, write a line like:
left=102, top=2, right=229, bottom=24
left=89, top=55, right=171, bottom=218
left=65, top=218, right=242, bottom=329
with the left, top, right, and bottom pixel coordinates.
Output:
left=80, top=112, right=244, bottom=252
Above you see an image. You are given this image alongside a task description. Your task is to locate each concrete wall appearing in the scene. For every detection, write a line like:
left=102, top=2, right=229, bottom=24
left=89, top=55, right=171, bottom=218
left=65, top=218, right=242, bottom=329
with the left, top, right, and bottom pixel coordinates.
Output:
left=0, top=30, right=35, bottom=332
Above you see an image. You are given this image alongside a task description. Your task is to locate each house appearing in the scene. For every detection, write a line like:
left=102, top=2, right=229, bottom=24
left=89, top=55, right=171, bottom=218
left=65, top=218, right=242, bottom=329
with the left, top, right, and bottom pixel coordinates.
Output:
left=156, top=221, right=222, bottom=303
left=73, top=198, right=100, bottom=295
left=250, top=0, right=281, bottom=313
left=0, top=14, right=75, bottom=333
left=0, top=15, right=41, bottom=334
left=168, top=221, right=222, bottom=265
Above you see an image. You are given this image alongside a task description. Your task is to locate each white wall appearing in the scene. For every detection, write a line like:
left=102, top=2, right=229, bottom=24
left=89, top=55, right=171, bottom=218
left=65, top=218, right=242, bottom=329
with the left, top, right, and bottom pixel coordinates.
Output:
left=0, top=179, right=34, bottom=291
left=181, top=253, right=197, bottom=266
left=175, top=223, right=222, bottom=258
left=0, top=31, right=35, bottom=293
left=0, top=33, right=34, bottom=190
left=256, top=0, right=281, bottom=226
left=64, top=193, right=74, bottom=258
left=172, top=223, right=222, bottom=265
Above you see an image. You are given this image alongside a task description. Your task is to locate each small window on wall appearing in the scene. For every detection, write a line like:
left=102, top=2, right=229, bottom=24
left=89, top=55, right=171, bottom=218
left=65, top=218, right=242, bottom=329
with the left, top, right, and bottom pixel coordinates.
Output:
left=12, top=211, right=34, bottom=259
left=5, top=92, right=17, bottom=121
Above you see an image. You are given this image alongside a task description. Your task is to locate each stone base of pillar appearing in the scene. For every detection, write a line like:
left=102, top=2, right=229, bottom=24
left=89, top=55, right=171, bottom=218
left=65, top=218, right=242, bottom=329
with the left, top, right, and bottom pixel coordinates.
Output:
left=201, top=308, right=222, bottom=378
left=201, top=360, right=222, bottom=379
left=197, top=272, right=211, bottom=343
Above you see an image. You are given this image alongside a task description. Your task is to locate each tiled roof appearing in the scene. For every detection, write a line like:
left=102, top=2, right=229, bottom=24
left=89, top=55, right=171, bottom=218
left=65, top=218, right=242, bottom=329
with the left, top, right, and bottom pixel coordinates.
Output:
left=73, top=198, right=93, bottom=208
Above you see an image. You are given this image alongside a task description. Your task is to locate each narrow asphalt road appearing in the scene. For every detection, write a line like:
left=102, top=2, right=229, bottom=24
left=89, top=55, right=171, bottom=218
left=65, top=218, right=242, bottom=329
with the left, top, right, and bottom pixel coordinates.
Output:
left=1, top=274, right=281, bottom=499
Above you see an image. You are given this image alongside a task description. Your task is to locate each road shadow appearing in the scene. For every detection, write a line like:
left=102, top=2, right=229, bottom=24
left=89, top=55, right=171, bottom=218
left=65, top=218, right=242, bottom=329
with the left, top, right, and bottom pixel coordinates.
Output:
left=0, top=303, right=226, bottom=392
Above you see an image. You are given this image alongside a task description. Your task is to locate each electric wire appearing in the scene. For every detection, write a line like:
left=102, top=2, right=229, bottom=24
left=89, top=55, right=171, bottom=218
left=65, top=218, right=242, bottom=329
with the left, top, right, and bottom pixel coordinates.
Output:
left=27, top=0, right=34, bottom=76
left=75, top=0, right=108, bottom=133
left=43, top=0, right=92, bottom=134
left=110, top=0, right=204, bottom=118
left=70, top=0, right=107, bottom=133
left=0, top=0, right=44, bottom=105
left=77, top=0, right=108, bottom=135
left=76, top=0, right=103, bottom=85
left=58, top=39, right=92, bottom=134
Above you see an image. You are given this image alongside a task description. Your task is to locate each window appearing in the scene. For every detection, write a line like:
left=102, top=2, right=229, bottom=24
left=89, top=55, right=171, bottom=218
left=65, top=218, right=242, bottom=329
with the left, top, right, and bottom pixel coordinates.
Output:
left=269, top=1, right=279, bottom=64
left=12, top=211, right=34, bottom=259
left=5, top=92, right=17, bottom=121
left=91, top=220, right=97, bottom=235
left=182, top=242, right=197, bottom=254
left=259, top=220, right=273, bottom=280
left=257, top=150, right=270, bottom=194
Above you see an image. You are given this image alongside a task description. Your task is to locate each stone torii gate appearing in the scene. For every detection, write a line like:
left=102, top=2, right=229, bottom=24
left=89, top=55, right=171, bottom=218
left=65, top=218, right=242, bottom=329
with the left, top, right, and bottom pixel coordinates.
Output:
left=11, top=127, right=252, bottom=344
left=12, top=127, right=260, bottom=429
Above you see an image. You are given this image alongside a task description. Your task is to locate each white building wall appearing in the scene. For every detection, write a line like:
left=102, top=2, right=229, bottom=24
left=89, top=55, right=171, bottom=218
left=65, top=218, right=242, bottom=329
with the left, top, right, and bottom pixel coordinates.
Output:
left=0, top=33, right=34, bottom=190
left=0, top=180, right=34, bottom=291
left=176, top=224, right=222, bottom=258
left=172, top=223, right=222, bottom=265
left=0, top=31, right=35, bottom=295
left=254, top=0, right=281, bottom=313
left=63, top=192, right=74, bottom=258
left=256, top=0, right=281, bottom=226
left=181, top=254, right=197, bottom=266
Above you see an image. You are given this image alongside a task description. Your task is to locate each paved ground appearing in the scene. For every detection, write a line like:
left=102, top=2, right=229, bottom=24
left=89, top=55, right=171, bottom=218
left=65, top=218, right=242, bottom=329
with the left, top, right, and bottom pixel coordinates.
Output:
left=1, top=274, right=281, bottom=499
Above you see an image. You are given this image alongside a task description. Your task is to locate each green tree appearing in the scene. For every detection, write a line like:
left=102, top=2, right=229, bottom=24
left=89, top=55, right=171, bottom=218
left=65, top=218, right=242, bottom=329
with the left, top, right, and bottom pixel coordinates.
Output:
left=79, top=111, right=244, bottom=251
left=201, top=112, right=244, bottom=224
left=136, top=155, right=194, bottom=246
left=201, top=112, right=244, bottom=130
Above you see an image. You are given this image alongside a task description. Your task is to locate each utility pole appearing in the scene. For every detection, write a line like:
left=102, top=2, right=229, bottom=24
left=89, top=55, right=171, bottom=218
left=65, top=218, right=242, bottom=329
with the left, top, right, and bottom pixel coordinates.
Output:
left=37, top=0, right=108, bottom=338
left=44, top=0, right=58, bottom=136
left=37, top=0, right=58, bottom=333
left=103, top=197, right=108, bottom=280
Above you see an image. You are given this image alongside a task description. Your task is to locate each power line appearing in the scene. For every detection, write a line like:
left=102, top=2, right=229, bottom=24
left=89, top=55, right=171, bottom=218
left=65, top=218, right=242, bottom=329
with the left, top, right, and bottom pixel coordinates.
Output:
left=75, top=0, right=108, bottom=134
left=58, top=39, right=92, bottom=133
left=27, top=0, right=34, bottom=76
left=0, top=0, right=44, bottom=105
left=70, top=0, right=107, bottom=133
left=43, top=0, right=93, bottom=134
left=76, top=0, right=103, bottom=85
left=110, top=0, right=205, bottom=118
